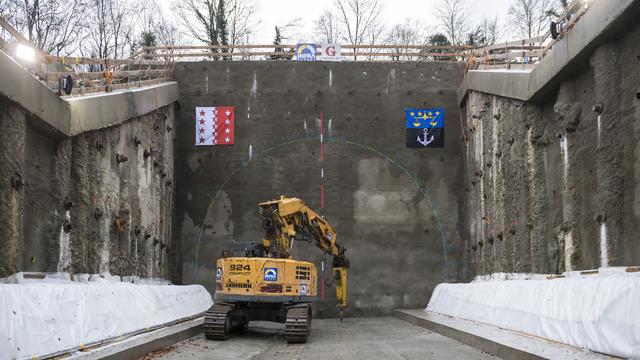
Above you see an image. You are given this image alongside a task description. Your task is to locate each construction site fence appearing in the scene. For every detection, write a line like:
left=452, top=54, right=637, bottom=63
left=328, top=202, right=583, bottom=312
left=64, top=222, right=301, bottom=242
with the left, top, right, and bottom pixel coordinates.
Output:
left=0, top=0, right=589, bottom=96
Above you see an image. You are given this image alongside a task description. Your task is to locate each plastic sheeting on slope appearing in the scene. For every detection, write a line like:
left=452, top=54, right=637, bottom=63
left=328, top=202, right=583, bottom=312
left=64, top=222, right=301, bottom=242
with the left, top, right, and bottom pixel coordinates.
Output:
left=0, top=274, right=213, bottom=360
left=426, top=268, right=640, bottom=359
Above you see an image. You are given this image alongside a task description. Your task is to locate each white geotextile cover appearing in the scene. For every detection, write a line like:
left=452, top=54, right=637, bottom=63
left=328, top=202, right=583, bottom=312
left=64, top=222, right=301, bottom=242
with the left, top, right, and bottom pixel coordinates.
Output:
left=0, top=276, right=212, bottom=360
left=426, top=268, right=640, bottom=358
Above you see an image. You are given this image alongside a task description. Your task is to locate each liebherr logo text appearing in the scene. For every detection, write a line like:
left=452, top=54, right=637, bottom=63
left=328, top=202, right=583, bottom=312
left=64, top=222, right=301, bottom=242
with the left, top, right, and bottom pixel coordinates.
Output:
left=226, top=283, right=252, bottom=288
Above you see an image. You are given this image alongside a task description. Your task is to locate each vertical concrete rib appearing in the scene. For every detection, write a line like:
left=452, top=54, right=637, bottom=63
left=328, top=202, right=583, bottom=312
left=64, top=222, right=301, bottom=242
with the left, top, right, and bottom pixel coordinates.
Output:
left=591, top=44, right=625, bottom=267
left=0, top=98, right=26, bottom=277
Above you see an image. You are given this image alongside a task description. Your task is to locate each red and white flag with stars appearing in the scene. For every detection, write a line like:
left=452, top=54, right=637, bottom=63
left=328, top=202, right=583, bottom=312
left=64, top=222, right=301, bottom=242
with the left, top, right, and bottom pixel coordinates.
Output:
left=195, top=106, right=235, bottom=146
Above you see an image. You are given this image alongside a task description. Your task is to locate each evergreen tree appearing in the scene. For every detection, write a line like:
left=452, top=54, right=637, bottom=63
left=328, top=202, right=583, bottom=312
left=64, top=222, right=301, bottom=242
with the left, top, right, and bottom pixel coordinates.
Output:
left=429, top=33, right=452, bottom=61
left=216, top=0, right=229, bottom=46
left=140, top=31, right=158, bottom=48
left=271, top=26, right=284, bottom=60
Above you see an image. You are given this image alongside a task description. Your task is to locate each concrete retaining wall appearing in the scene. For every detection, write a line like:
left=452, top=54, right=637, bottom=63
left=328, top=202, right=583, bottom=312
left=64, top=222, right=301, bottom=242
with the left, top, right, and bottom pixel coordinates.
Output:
left=462, top=18, right=640, bottom=275
left=0, top=95, right=176, bottom=278
left=173, top=61, right=466, bottom=316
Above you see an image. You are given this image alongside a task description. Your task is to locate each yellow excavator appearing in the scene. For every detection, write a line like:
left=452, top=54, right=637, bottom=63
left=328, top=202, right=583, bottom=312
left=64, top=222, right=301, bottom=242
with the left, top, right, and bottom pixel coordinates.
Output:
left=204, top=196, right=349, bottom=343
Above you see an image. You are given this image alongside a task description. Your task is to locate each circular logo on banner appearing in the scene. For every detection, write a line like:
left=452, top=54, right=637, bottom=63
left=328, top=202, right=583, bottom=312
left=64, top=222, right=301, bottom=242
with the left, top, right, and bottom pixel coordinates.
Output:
left=300, top=284, right=308, bottom=296
left=296, top=44, right=317, bottom=61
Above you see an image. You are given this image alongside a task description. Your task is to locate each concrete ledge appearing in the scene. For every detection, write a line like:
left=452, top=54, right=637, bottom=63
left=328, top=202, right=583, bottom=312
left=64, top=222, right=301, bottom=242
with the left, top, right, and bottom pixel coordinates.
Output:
left=394, top=309, right=613, bottom=360
left=459, top=70, right=531, bottom=102
left=0, top=49, right=70, bottom=134
left=66, top=82, right=179, bottom=136
left=67, top=316, right=203, bottom=360
left=458, top=0, right=639, bottom=104
left=0, top=49, right=178, bottom=136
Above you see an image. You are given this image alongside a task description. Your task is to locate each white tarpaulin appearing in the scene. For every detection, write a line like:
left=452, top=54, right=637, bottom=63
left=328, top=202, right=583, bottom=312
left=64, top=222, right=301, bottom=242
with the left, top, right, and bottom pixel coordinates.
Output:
left=426, top=268, right=640, bottom=358
left=0, top=273, right=212, bottom=360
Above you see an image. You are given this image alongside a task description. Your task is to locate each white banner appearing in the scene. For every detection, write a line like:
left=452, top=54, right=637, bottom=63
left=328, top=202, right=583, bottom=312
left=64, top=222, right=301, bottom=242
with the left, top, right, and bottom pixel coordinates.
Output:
left=320, top=44, right=341, bottom=61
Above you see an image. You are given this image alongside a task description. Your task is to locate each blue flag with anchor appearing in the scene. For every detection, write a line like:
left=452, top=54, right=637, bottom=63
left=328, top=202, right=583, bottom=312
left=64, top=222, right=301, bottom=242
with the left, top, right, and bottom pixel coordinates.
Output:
left=405, top=108, right=445, bottom=148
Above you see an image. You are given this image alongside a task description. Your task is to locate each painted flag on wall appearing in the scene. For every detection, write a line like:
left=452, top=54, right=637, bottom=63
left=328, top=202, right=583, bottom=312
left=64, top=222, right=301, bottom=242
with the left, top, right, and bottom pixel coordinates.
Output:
left=405, top=108, right=445, bottom=148
left=195, top=106, right=235, bottom=146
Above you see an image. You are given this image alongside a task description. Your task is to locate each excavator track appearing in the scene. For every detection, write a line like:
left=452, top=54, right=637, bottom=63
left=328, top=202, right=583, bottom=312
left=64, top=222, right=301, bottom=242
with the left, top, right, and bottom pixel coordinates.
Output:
left=285, top=304, right=311, bottom=343
left=203, top=302, right=235, bottom=340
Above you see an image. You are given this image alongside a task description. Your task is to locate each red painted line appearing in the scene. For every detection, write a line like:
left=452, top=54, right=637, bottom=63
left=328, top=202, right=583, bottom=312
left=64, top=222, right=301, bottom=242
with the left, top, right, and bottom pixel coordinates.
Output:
left=321, top=184, right=325, bottom=209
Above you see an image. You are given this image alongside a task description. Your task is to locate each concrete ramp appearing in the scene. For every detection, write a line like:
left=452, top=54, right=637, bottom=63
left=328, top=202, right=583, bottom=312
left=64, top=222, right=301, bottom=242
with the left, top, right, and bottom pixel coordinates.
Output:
left=394, top=310, right=614, bottom=360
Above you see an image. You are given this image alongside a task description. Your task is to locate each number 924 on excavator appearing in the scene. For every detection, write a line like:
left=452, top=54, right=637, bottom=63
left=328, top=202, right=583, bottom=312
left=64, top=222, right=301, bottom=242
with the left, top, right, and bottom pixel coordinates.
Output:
left=204, top=196, right=350, bottom=343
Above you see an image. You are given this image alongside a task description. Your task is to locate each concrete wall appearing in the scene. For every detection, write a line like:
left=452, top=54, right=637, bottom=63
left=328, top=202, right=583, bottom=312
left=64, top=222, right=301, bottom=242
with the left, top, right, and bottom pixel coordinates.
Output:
left=174, top=61, right=466, bottom=317
left=461, top=19, right=640, bottom=276
left=0, top=95, right=176, bottom=278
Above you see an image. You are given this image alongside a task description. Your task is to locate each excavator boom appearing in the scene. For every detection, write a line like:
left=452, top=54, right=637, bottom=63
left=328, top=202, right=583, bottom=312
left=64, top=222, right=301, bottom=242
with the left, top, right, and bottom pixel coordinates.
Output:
left=258, top=196, right=350, bottom=313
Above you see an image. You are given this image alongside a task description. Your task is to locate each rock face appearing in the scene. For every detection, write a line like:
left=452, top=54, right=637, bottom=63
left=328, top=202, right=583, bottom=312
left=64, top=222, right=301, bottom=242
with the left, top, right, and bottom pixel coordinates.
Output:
left=172, top=61, right=467, bottom=317
left=461, top=21, right=640, bottom=277
left=0, top=95, right=176, bottom=279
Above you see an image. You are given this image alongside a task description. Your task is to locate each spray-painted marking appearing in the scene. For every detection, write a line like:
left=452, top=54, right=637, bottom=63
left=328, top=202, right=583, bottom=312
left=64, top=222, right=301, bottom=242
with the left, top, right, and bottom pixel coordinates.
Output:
left=600, top=222, right=608, bottom=268
left=249, top=145, right=253, bottom=160
left=193, top=136, right=451, bottom=278
left=320, top=112, right=324, bottom=161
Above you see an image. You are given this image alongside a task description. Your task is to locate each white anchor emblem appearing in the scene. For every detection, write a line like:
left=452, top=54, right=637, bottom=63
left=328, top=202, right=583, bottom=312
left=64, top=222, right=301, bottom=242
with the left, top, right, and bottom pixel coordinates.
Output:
left=417, top=128, right=435, bottom=147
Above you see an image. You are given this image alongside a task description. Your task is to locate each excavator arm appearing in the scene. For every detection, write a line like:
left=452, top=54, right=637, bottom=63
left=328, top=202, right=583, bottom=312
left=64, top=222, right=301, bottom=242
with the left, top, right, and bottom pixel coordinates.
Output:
left=258, top=196, right=350, bottom=316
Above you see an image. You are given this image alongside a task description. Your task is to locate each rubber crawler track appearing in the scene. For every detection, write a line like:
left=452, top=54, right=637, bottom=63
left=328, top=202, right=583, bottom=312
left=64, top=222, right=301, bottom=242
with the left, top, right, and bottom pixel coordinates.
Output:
left=285, top=304, right=311, bottom=343
left=203, top=302, right=235, bottom=340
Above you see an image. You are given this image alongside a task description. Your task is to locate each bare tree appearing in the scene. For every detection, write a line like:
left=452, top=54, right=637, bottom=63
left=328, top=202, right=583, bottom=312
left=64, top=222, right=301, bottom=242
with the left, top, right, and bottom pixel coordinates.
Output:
left=435, top=0, right=471, bottom=46
left=480, top=16, right=501, bottom=45
left=467, top=16, right=501, bottom=46
left=314, top=10, right=341, bottom=43
left=131, top=1, right=184, bottom=52
left=172, top=0, right=259, bottom=48
left=2, top=0, right=87, bottom=55
left=156, top=17, right=184, bottom=47
left=384, top=18, right=427, bottom=60
left=333, top=0, right=385, bottom=59
left=226, top=0, right=259, bottom=46
left=82, top=0, right=139, bottom=63
left=508, top=0, right=556, bottom=39
left=172, top=0, right=219, bottom=46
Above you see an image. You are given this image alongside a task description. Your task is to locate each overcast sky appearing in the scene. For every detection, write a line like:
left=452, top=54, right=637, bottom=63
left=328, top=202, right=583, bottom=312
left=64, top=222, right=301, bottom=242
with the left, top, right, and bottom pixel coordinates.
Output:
left=253, top=0, right=513, bottom=43
left=161, top=0, right=515, bottom=44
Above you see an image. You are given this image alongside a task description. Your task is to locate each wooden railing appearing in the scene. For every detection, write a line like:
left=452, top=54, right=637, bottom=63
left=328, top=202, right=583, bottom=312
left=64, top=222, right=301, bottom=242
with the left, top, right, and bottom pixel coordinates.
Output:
left=468, top=0, right=590, bottom=70
left=0, top=15, right=173, bottom=96
left=0, top=1, right=590, bottom=96
left=136, top=44, right=474, bottom=62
